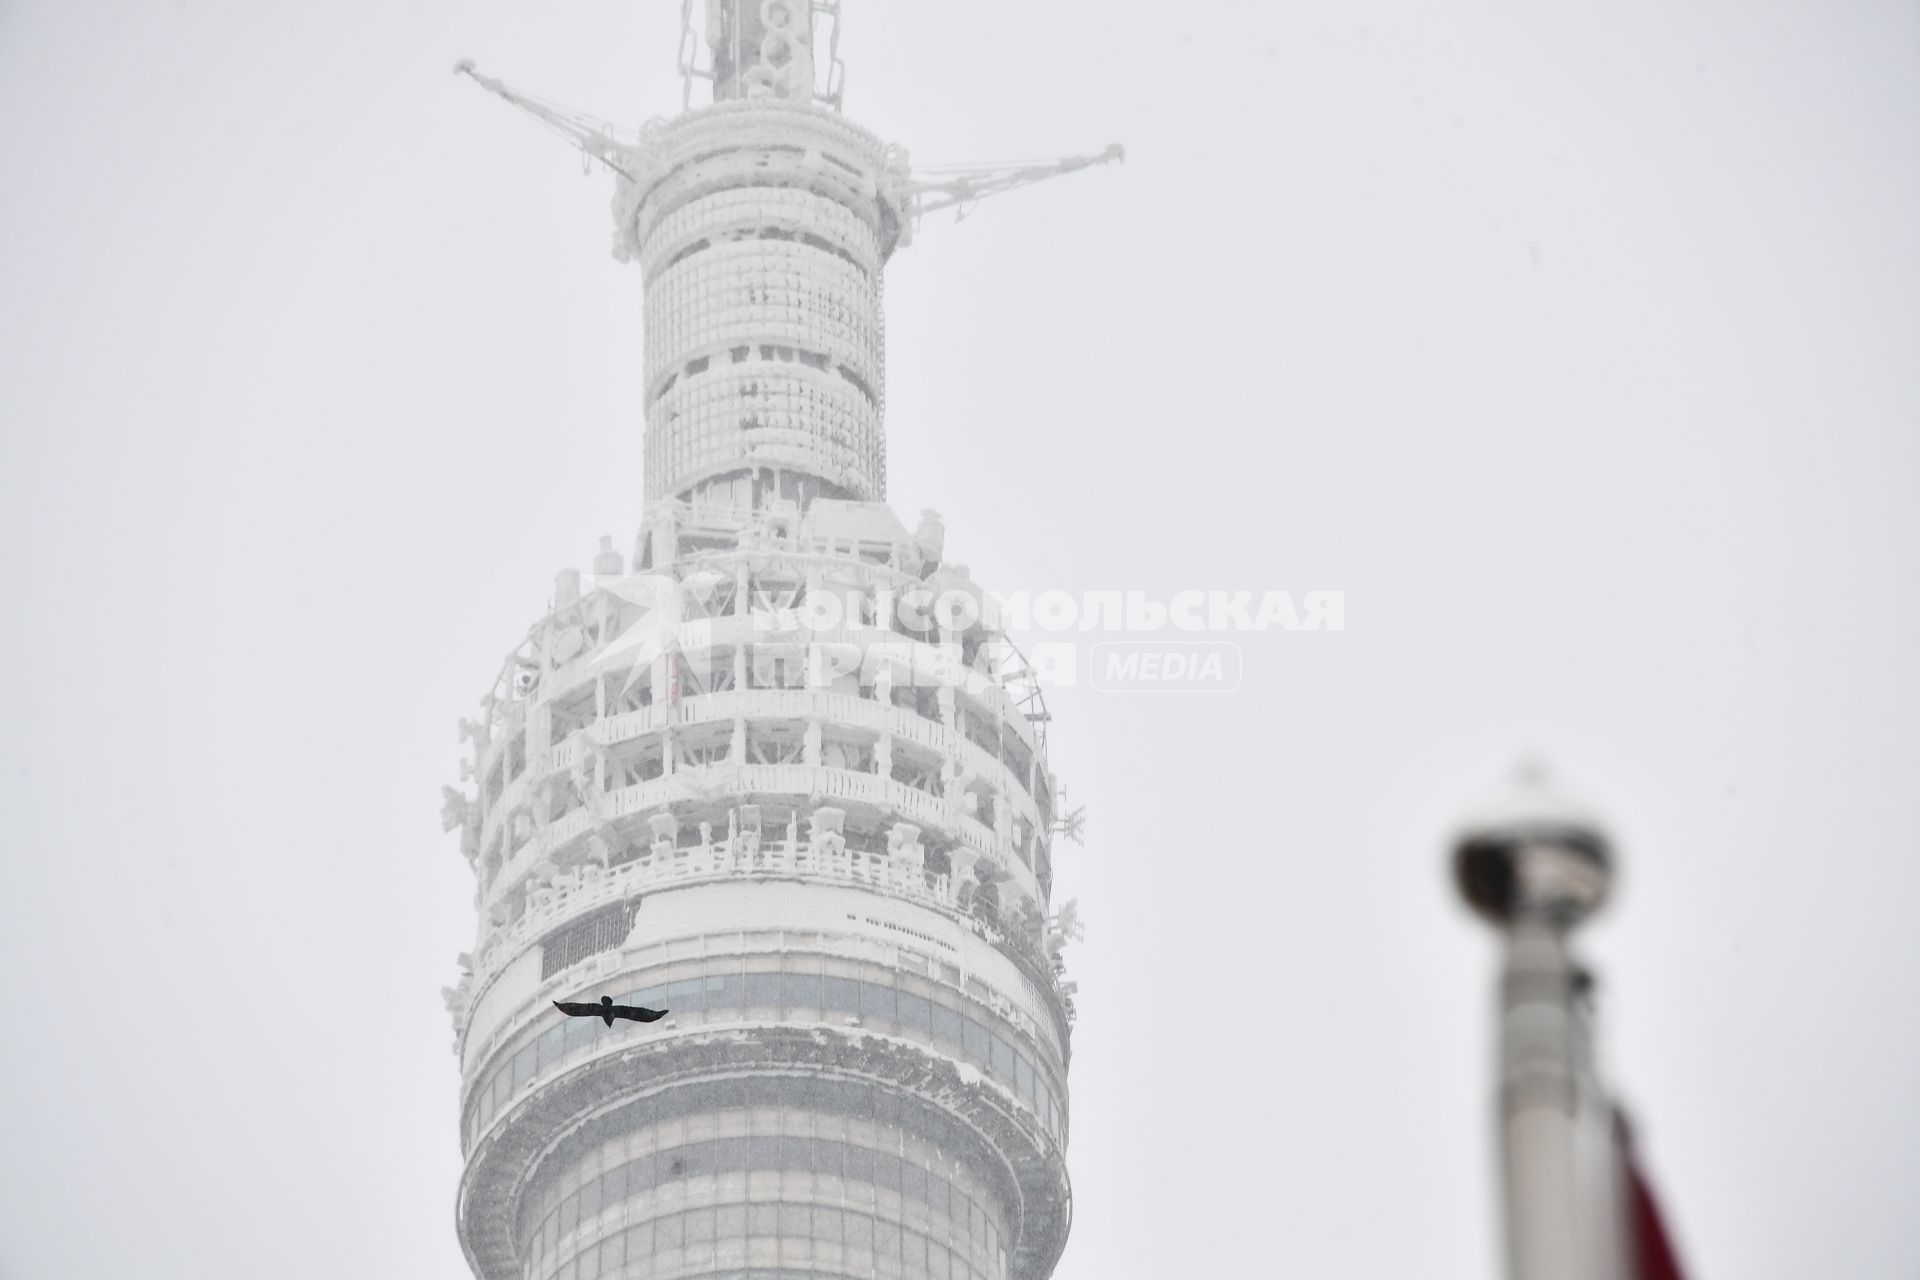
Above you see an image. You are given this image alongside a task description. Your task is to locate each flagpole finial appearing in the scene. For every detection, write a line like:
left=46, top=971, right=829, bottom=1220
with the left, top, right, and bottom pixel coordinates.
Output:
left=1451, top=758, right=1614, bottom=931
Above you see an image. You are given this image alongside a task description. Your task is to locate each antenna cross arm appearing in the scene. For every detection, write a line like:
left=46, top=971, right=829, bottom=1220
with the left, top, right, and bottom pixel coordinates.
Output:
left=454, top=60, right=644, bottom=182
left=905, top=143, right=1125, bottom=222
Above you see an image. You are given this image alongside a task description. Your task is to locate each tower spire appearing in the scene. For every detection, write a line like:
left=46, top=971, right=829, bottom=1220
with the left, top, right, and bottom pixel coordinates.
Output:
left=676, top=0, right=845, bottom=110
left=701, top=0, right=815, bottom=105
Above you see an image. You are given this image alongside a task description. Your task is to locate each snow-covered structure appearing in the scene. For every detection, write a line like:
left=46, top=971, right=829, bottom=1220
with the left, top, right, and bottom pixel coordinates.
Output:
left=441, top=10, right=1115, bottom=1280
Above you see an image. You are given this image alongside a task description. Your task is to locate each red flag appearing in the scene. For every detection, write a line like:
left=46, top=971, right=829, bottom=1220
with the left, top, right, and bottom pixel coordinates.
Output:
left=1615, top=1110, right=1687, bottom=1280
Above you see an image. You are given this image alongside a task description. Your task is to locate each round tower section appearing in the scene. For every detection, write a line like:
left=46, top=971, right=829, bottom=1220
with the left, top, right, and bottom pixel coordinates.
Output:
left=623, top=102, right=908, bottom=505
left=454, top=897, right=1070, bottom=1280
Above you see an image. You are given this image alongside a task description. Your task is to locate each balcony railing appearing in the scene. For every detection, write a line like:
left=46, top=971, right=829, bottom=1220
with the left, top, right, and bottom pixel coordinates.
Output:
left=478, top=688, right=1044, bottom=854
left=476, top=824, right=1011, bottom=980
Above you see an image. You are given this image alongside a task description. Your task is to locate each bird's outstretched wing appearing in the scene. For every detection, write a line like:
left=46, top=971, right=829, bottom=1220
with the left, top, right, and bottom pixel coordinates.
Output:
left=553, top=1000, right=603, bottom=1018
left=607, top=1004, right=668, bottom=1023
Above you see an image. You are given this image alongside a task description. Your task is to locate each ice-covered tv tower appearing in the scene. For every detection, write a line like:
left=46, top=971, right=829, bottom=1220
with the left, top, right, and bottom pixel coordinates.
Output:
left=439, top=6, right=1116, bottom=1279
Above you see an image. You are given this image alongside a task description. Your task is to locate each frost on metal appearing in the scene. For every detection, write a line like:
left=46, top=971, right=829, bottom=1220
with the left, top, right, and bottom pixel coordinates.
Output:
left=444, top=8, right=1116, bottom=1280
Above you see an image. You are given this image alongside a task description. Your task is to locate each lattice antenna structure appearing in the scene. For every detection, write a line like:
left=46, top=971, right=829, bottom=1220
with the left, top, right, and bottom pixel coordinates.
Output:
left=675, top=0, right=848, bottom=110
left=675, top=0, right=706, bottom=112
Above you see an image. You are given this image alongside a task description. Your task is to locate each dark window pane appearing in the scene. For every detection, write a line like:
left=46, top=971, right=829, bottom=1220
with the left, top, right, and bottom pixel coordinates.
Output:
left=875, top=1152, right=901, bottom=1192
left=897, top=992, right=931, bottom=1035
left=810, top=1139, right=843, bottom=1176
left=603, top=1161, right=628, bottom=1205
left=629, top=1153, right=656, bottom=1194
left=932, top=1005, right=963, bottom=1047
left=710, top=973, right=746, bottom=1011
left=861, top=983, right=895, bottom=1021
left=565, top=1016, right=594, bottom=1053
left=537, top=1026, right=564, bottom=1071
left=962, top=1018, right=988, bottom=1061
left=745, top=972, right=781, bottom=1007
left=1016, top=1056, right=1034, bottom=1102
left=512, top=1045, right=535, bottom=1088
left=845, top=1145, right=875, bottom=1183
left=678, top=1141, right=713, bottom=1177
left=929, top=1172, right=949, bottom=1217
left=825, top=976, right=860, bottom=1015
left=667, top=978, right=703, bottom=1011
left=748, top=1203, right=779, bottom=1235
left=628, top=986, right=665, bottom=1008
left=712, top=1136, right=748, bottom=1171
left=991, top=1035, right=1015, bottom=1078
left=780, top=972, right=821, bottom=1010
left=777, top=1134, right=812, bottom=1171
left=901, top=1162, right=926, bottom=1202
left=747, top=1135, right=779, bottom=1168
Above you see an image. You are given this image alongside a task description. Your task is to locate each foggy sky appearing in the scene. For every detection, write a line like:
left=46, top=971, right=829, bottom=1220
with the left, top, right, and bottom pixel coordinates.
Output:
left=2, top=2, right=1917, bottom=1277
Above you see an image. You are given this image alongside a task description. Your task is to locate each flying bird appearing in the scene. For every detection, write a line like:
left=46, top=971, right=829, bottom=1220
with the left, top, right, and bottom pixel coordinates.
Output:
left=553, top=995, right=668, bottom=1027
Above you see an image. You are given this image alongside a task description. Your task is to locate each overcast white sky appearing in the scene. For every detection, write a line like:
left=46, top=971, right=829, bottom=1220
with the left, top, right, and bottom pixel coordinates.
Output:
left=2, top=1, right=1917, bottom=1277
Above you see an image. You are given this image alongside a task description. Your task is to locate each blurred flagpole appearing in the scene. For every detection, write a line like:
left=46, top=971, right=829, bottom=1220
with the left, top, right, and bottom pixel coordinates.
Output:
left=1451, top=764, right=1687, bottom=1280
